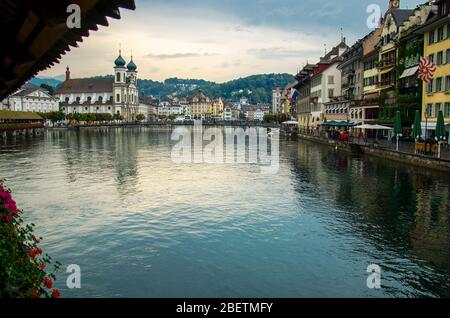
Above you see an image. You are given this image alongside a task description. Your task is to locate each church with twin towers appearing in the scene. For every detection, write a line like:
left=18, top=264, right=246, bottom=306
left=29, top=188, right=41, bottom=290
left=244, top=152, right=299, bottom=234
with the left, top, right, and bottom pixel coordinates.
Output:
left=56, top=51, right=139, bottom=121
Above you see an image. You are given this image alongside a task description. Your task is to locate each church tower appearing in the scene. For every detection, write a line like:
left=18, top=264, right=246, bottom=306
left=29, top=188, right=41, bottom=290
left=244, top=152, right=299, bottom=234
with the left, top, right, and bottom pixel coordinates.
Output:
left=113, top=50, right=127, bottom=119
left=126, top=55, right=138, bottom=121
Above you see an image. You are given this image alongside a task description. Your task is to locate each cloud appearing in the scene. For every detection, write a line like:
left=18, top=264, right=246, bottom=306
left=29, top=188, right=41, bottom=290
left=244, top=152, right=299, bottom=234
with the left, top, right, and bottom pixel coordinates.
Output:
left=248, top=47, right=321, bottom=60
left=144, top=52, right=217, bottom=60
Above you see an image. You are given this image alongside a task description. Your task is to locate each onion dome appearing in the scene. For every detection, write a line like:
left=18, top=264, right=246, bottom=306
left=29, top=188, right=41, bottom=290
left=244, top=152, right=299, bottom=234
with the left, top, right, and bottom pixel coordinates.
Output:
left=114, top=51, right=126, bottom=67
left=127, top=57, right=137, bottom=71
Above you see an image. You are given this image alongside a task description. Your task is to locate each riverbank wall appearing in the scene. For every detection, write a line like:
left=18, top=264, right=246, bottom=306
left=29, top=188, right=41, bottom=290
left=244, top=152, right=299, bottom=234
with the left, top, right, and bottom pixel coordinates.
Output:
left=298, top=134, right=450, bottom=173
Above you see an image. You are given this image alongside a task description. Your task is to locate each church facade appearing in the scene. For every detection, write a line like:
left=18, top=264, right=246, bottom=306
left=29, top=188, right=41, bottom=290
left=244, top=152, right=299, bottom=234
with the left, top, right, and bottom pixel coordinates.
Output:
left=56, top=52, right=139, bottom=121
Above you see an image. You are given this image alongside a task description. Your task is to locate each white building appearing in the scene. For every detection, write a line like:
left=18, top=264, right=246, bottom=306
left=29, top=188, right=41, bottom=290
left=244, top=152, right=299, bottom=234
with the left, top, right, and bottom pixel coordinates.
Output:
left=309, top=40, right=348, bottom=127
left=138, top=95, right=158, bottom=120
left=254, top=109, right=268, bottom=121
left=272, top=88, right=283, bottom=114
left=1, top=83, right=59, bottom=113
left=55, top=51, right=139, bottom=121
left=223, top=107, right=232, bottom=121
left=158, top=101, right=183, bottom=117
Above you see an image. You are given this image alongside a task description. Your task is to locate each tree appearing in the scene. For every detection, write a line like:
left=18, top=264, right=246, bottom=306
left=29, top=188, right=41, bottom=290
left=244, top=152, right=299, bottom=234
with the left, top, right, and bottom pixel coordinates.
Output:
left=136, top=114, right=146, bottom=121
left=40, top=84, right=54, bottom=96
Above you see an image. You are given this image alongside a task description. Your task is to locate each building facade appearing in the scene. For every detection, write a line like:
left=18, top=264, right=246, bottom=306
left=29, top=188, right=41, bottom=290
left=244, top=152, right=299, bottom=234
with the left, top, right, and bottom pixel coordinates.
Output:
left=187, top=92, right=212, bottom=120
left=418, top=0, right=450, bottom=137
left=272, top=88, right=283, bottom=114
left=56, top=52, right=139, bottom=121
left=1, top=83, right=59, bottom=113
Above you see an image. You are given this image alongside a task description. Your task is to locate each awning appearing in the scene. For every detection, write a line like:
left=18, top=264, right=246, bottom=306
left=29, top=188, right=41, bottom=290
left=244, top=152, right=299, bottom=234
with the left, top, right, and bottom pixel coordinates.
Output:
left=354, top=124, right=393, bottom=130
left=282, top=121, right=299, bottom=125
left=399, top=66, right=419, bottom=79
left=323, top=121, right=356, bottom=127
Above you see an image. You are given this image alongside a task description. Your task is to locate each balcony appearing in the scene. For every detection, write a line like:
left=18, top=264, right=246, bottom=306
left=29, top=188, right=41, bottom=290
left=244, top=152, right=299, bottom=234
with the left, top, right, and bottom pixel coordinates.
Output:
left=377, top=58, right=396, bottom=69
left=377, top=80, right=396, bottom=89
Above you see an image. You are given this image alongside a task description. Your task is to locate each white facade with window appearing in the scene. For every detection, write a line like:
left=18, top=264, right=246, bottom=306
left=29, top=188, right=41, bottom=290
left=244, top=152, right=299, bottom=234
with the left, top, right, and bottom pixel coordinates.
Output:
left=1, top=83, right=59, bottom=113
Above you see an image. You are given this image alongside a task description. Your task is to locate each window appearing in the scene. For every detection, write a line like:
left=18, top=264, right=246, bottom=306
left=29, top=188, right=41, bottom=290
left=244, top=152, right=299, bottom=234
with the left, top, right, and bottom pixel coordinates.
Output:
left=116, top=94, right=120, bottom=102
left=445, top=103, right=450, bottom=117
left=87, top=96, right=92, bottom=102
left=426, top=81, right=433, bottom=94
left=116, top=73, right=121, bottom=82
left=428, top=54, right=435, bottom=63
left=436, top=77, right=443, bottom=92
left=429, top=30, right=435, bottom=44
left=65, top=97, right=69, bottom=103
left=98, top=96, right=103, bottom=102
left=328, top=89, right=334, bottom=98
left=447, top=24, right=450, bottom=39
left=435, top=103, right=442, bottom=117
left=426, top=104, right=433, bottom=117
left=328, top=76, right=335, bottom=85
left=76, top=97, right=80, bottom=103
left=437, top=51, right=444, bottom=65
left=438, top=27, right=445, bottom=41
left=447, top=49, right=450, bottom=64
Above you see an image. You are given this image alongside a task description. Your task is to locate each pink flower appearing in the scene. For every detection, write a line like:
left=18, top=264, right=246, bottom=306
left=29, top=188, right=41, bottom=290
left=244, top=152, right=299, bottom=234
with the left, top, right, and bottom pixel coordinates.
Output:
left=4, top=201, right=18, bottom=215
left=5, top=214, right=13, bottom=222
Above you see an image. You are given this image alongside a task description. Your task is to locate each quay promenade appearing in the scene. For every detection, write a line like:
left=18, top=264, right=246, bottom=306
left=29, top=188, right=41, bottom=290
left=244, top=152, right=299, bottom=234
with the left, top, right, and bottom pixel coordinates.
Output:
left=298, top=133, right=450, bottom=173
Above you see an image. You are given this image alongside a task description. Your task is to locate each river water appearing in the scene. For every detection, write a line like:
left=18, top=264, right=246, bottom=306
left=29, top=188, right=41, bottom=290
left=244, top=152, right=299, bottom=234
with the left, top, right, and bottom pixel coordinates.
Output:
left=0, top=127, right=449, bottom=298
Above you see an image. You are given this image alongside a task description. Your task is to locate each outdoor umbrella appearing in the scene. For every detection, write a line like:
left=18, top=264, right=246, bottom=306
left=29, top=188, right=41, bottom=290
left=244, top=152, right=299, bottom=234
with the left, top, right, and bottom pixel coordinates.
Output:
left=412, top=110, right=422, bottom=140
left=394, top=111, right=402, bottom=151
left=435, top=110, right=446, bottom=159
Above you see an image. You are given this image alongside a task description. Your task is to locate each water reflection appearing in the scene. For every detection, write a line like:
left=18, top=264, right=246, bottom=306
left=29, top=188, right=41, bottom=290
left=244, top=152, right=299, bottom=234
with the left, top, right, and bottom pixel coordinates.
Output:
left=0, top=128, right=449, bottom=297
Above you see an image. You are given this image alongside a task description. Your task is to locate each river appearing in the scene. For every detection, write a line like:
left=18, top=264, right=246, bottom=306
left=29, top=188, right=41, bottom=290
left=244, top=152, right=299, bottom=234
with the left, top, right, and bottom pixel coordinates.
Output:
left=0, top=127, right=449, bottom=298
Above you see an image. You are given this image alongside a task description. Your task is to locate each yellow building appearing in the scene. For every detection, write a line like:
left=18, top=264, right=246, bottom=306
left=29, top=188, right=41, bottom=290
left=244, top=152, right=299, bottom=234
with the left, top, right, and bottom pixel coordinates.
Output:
left=211, top=98, right=224, bottom=119
left=187, top=92, right=212, bottom=120
left=419, top=0, right=450, bottom=137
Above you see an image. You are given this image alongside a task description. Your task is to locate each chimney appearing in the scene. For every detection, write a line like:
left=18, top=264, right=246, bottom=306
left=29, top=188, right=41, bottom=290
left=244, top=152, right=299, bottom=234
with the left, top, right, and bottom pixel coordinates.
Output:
left=66, top=66, right=71, bottom=81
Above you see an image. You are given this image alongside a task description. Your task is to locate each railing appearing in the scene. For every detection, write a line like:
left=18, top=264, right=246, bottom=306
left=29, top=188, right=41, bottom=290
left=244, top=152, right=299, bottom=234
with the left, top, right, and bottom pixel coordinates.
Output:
left=377, top=59, right=396, bottom=69
left=377, top=80, right=396, bottom=88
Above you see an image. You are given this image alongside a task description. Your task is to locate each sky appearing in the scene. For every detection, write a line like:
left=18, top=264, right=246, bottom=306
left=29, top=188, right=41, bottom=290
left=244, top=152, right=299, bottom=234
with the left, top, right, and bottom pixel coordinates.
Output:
left=40, top=0, right=425, bottom=83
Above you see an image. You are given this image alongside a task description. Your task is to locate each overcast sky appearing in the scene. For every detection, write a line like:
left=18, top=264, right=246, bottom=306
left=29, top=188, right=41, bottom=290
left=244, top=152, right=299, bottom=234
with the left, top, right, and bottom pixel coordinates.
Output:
left=40, top=0, right=424, bottom=83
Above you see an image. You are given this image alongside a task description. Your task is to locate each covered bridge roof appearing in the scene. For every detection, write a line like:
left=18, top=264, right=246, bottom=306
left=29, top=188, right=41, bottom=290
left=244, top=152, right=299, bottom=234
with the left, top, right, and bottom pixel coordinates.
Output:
left=0, top=0, right=136, bottom=100
left=0, top=110, right=43, bottom=121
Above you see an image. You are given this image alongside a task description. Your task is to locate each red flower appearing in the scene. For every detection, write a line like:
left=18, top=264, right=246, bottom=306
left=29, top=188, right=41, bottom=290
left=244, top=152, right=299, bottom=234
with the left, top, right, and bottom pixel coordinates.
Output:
left=37, top=248, right=43, bottom=255
left=51, top=289, right=61, bottom=298
left=28, top=249, right=36, bottom=260
left=5, top=214, right=13, bottom=222
left=31, top=289, right=40, bottom=298
left=41, top=263, right=46, bottom=271
left=43, top=277, right=53, bottom=289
